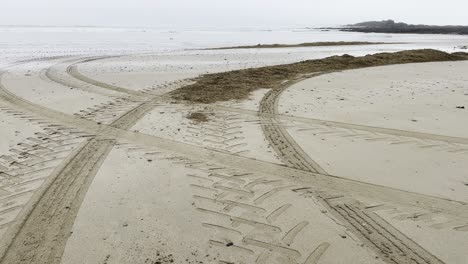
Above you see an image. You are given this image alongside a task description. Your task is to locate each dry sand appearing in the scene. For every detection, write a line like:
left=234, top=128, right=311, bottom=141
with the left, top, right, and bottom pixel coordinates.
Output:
left=0, top=49, right=467, bottom=264
left=278, top=62, right=468, bottom=138
left=279, top=62, right=468, bottom=202
left=61, top=146, right=384, bottom=264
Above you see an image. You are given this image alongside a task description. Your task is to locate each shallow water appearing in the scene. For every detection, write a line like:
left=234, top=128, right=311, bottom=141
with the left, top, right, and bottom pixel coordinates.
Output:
left=1, top=26, right=467, bottom=64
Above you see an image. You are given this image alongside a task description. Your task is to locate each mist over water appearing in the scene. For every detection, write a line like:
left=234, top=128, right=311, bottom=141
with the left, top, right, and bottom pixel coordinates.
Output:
left=1, top=26, right=467, bottom=65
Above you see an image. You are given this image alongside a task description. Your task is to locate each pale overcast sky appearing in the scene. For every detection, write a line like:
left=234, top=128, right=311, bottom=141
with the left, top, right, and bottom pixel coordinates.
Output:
left=1, top=0, right=467, bottom=28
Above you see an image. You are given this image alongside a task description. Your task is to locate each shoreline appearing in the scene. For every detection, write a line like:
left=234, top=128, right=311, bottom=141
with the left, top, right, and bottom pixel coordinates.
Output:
left=205, top=41, right=394, bottom=50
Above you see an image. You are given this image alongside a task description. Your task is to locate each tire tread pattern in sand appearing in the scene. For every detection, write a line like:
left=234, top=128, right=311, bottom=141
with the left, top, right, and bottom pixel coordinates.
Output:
left=258, top=75, right=449, bottom=264
left=1, top=58, right=466, bottom=264
left=0, top=103, right=93, bottom=238
left=259, top=75, right=327, bottom=174
left=324, top=196, right=445, bottom=264
left=182, top=160, right=330, bottom=264
left=0, top=58, right=170, bottom=264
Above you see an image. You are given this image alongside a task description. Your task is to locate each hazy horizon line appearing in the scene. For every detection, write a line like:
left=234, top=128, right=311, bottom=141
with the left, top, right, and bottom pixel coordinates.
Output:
left=1, top=19, right=466, bottom=30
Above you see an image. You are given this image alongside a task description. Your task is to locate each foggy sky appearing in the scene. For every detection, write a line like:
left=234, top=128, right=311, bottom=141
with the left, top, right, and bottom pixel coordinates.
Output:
left=2, top=0, right=467, bottom=28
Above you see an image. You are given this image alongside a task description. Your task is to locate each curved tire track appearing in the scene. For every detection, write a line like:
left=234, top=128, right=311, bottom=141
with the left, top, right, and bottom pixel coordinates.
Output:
left=2, top=62, right=468, bottom=219
left=0, top=59, right=163, bottom=264
left=66, top=58, right=148, bottom=97
left=215, top=105, right=468, bottom=146
left=44, top=57, right=125, bottom=97
left=259, top=74, right=327, bottom=174
left=0, top=95, right=155, bottom=263
left=259, top=74, right=449, bottom=264
left=1, top=58, right=467, bottom=264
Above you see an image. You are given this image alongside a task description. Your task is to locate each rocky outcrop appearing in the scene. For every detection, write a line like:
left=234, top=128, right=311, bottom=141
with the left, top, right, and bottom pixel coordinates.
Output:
left=339, top=20, right=468, bottom=35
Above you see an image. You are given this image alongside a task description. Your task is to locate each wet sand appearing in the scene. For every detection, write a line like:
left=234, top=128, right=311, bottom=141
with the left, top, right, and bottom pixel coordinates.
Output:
left=206, top=41, right=392, bottom=50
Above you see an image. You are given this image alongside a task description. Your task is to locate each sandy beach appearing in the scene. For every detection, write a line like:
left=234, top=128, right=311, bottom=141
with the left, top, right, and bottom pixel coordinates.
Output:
left=0, top=30, right=467, bottom=264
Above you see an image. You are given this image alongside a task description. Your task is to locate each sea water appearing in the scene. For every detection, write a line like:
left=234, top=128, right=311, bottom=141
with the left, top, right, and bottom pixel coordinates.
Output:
left=1, top=26, right=467, bottom=65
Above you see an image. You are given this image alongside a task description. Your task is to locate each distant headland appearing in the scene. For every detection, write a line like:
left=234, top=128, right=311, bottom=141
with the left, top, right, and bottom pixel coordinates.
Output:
left=333, top=20, right=468, bottom=35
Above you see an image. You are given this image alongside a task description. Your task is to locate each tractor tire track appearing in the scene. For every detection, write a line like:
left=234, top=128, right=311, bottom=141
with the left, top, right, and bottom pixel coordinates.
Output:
left=259, top=74, right=327, bottom=174
left=0, top=138, right=113, bottom=264
left=2, top=66, right=468, bottom=218
left=323, top=197, right=445, bottom=264
left=259, top=74, right=450, bottom=264
left=183, top=162, right=330, bottom=264
left=44, top=57, right=124, bottom=98
left=66, top=58, right=148, bottom=97
left=215, top=105, right=468, bottom=146
left=2, top=66, right=468, bottom=220
left=0, top=59, right=164, bottom=264
left=1, top=59, right=468, bottom=264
